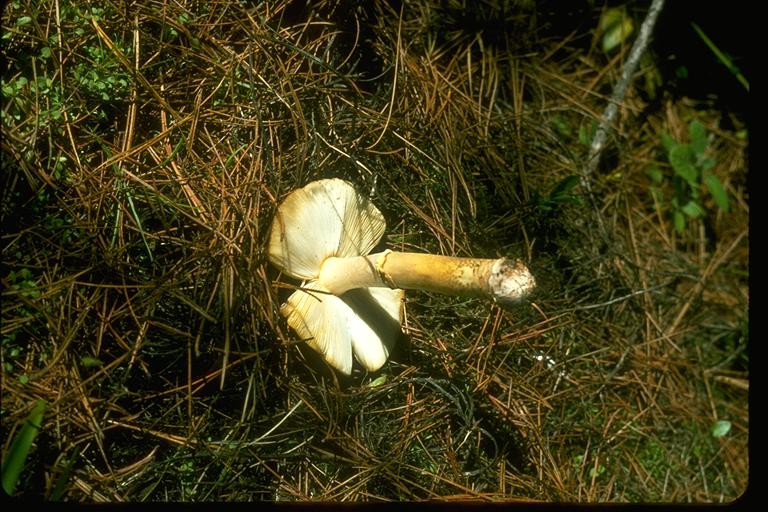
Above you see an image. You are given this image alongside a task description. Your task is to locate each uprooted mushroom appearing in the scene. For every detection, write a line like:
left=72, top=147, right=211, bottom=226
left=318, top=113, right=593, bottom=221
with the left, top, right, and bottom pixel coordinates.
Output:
left=268, top=178, right=536, bottom=375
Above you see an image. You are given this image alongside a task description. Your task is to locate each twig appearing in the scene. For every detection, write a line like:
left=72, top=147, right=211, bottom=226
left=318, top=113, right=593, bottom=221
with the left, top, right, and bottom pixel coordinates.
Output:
left=551, top=282, right=670, bottom=314
left=581, top=0, right=666, bottom=232
left=209, top=399, right=305, bottom=448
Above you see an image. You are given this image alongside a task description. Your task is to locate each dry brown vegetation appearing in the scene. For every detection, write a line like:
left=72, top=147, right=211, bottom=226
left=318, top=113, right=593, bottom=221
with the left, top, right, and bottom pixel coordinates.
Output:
left=2, top=0, right=748, bottom=502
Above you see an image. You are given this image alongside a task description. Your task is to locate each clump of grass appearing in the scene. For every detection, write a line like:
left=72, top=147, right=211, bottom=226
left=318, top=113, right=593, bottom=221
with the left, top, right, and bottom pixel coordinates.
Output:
left=2, top=0, right=747, bottom=503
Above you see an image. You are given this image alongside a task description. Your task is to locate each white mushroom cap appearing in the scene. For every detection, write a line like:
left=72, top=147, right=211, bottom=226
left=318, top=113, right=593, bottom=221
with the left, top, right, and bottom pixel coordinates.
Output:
left=268, top=178, right=386, bottom=280
left=269, top=179, right=405, bottom=374
left=280, top=281, right=404, bottom=374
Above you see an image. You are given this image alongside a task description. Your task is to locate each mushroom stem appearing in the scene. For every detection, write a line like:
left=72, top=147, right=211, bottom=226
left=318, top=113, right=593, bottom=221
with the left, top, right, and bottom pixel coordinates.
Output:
left=319, top=251, right=535, bottom=304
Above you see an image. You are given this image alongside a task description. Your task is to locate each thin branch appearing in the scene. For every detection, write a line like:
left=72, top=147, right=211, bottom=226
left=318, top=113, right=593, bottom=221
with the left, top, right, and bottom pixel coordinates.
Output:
left=581, top=0, right=666, bottom=234
left=584, top=0, right=666, bottom=180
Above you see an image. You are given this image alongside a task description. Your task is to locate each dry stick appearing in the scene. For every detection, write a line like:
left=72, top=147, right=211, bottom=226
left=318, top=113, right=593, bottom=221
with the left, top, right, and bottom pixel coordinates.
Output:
left=160, top=87, right=209, bottom=221
left=219, top=263, right=234, bottom=389
left=54, top=0, right=83, bottom=173
left=105, top=419, right=193, bottom=447
left=581, top=0, right=666, bottom=235
left=71, top=364, right=112, bottom=472
left=95, top=117, right=193, bottom=175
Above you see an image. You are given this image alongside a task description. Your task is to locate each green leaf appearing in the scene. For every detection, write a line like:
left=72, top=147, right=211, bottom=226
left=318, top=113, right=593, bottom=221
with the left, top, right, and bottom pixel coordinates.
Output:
left=711, top=419, right=731, bottom=438
left=660, top=131, right=676, bottom=152
left=681, top=200, right=705, bottom=218
left=1, top=400, right=46, bottom=495
left=599, top=8, right=624, bottom=31
left=16, top=16, right=32, bottom=26
left=649, top=186, right=663, bottom=204
left=579, top=121, right=597, bottom=147
left=599, top=7, right=634, bottom=53
left=80, top=356, right=104, bottom=368
left=602, top=17, right=634, bottom=53
left=703, top=172, right=730, bottom=212
left=673, top=210, right=686, bottom=233
left=669, top=145, right=698, bottom=185
left=552, top=115, right=572, bottom=137
left=699, top=156, right=716, bottom=171
left=550, top=175, right=581, bottom=199
left=646, top=166, right=664, bottom=184
left=367, top=375, right=388, bottom=387
left=688, top=119, right=708, bottom=156
left=589, top=464, right=606, bottom=479
left=40, top=47, right=51, bottom=59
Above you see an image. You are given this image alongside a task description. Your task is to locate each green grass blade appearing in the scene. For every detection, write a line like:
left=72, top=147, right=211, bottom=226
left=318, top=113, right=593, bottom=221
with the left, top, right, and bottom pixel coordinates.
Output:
left=49, top=452, right=77, bottom=501
left=549, top=175, right=581, bottom=200
left=150, top=136, right=185, bottom=171
left=2, top=400, right=47, bottom=495
left=691, top=22, right=749, bottom=92
left=124, top=187, right=154, bottom=263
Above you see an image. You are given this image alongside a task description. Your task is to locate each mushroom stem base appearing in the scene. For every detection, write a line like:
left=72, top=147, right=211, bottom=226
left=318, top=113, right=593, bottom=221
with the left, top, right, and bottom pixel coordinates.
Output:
left=319, top=251, right=535, bottom=304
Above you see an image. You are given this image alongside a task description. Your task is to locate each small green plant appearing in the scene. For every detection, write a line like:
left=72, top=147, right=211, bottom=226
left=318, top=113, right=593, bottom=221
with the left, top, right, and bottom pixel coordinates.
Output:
left=647, top=119, right=729, bottom=233
left=711, top=419, right=732, bottom=439
left=177, top=456, right=198, bottom=499
left=599, top=7, right=634, bottom=54
left=572, top=454, right=607, bottom=480
left=531, top=175, right=582, bottom=213
left=2, top=332, right=23, bottom=376
left=5, top=267, right=41, bottom=302
left=72, top=41, right=132, bottom=105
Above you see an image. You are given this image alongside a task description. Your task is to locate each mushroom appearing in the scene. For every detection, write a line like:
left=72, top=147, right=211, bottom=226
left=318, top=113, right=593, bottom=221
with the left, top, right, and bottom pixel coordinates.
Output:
left=268, top=178, right=535, bottom=375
